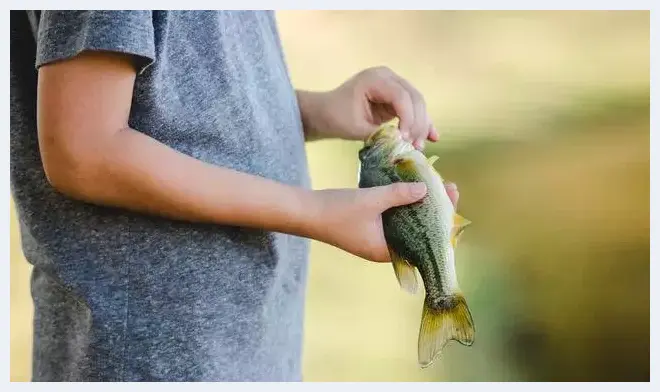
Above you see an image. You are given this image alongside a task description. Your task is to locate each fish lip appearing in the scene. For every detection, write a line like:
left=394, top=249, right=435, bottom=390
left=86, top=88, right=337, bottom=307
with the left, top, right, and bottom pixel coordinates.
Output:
left=359, top=134, right=415, bottom=168
left=360, top=123, right=416, bottom=165
left=364, top=122, right=402, bottom=147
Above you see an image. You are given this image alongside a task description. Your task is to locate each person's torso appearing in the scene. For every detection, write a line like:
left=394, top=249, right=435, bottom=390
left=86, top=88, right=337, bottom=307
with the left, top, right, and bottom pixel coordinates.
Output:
left=10, top=10, right=311, bottom=381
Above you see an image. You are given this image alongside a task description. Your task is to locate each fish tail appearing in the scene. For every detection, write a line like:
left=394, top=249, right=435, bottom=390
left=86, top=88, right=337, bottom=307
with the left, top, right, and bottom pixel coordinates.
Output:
left=418, top=293, right=475, bottom=368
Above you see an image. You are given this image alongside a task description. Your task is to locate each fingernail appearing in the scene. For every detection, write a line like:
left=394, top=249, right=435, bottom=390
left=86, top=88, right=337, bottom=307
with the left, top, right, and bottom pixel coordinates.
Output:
left=429, top=126, right=439, bottom=141
left=445, top=182, right=457, bottom=191
left=410, top=182, right=427, bottom=198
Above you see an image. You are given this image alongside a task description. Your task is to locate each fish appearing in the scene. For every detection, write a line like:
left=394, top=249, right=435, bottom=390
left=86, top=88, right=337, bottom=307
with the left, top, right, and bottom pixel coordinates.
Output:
left=357, top=121, right=475, bottom=368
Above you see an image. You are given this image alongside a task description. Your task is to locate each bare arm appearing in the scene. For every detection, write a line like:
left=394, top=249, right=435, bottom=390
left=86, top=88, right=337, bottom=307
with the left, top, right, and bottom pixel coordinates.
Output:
left=38, top=51, right=317, bottom=237
left=37, top=51, right=432, bottom=263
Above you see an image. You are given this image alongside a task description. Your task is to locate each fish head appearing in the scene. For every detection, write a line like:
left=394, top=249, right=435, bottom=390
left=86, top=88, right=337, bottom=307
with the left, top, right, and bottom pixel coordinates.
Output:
left=359, top=122, right=414, bottom=164
left=364, top=122, right=401, bottom=148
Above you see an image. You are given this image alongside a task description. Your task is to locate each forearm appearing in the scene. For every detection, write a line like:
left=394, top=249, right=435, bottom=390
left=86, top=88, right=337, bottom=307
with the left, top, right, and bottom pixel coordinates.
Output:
left=297, top=89, right=336, bottom=142
left=45, top=126, right=319, bottom=237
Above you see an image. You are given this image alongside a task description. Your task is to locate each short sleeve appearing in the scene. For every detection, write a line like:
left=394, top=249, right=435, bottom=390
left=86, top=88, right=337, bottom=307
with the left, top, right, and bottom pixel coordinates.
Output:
left=35, top=11, right=156, bottom=74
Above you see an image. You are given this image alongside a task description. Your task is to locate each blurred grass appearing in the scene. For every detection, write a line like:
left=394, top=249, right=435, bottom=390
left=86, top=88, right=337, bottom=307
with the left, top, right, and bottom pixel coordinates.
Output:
left=10, top=10, right=649, bottom=382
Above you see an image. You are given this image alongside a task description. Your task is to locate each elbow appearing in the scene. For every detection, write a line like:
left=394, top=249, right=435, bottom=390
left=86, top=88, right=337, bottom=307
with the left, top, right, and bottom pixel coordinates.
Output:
left=40, top=139, right=102, bottom=201
left=43, top=161, right=92, bottom=201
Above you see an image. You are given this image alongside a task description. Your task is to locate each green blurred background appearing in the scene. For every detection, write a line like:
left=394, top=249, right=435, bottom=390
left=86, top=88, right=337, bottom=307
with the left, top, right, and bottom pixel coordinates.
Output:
left=10, top=10, right=649, bottom=382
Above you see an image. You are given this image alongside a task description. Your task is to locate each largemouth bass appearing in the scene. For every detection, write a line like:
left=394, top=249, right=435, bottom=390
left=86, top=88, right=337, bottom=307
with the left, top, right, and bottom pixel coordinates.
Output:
left=357, top=122, right=475, bottom=368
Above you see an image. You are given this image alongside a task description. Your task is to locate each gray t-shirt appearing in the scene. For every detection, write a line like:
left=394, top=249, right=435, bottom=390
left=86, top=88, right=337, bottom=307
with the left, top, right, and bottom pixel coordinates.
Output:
left=10, top=10, right=311, bottom=382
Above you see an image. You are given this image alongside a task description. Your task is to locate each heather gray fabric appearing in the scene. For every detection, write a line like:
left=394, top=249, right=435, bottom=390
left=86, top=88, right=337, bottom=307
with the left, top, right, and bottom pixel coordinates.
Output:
left=10, top=10, right=311, bottom=382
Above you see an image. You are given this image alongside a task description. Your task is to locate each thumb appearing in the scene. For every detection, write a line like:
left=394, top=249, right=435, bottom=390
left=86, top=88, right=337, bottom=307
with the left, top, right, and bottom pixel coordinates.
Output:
left=371, top=182, right=427, bottom=210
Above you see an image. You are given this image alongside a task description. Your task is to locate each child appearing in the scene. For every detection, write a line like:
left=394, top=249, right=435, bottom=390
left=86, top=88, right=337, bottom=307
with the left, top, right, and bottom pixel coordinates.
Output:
left=10, top=10, right=457, bottom=381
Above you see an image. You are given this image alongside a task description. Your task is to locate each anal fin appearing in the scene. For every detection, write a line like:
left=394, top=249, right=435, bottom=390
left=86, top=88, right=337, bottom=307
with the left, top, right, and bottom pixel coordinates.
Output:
left=389, top=247, right=418, bottom=295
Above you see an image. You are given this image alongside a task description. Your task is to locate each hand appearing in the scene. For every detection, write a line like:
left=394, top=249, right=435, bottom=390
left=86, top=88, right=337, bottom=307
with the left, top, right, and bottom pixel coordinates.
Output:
left=298, top=66, right=438, bottom=150
left=309, top=181, right=459, bottom=263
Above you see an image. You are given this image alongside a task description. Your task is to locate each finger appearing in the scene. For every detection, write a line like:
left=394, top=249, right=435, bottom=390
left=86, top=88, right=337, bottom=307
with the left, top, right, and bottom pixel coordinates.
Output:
left=428, top=124, right=439, bottom=142
left=365, top=77, right=415, bottom=141
left=444, top=182, right=459, bottom=209
left=370, top=182, right=427, bottom=211
left=389, top=75, right=431, bottom=147
left=370, top=102, right=398, bottom=125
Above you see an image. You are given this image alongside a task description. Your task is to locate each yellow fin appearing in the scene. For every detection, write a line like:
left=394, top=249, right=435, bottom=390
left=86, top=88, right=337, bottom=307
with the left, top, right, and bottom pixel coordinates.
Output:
left=451, top=213, right=472, bottom=247
left=427, top=155, right=444, bottom=179
left=390, top=247, right=418, bottom=295
left=393, top=155, right=418, bottom=175
left=418, top=294, right=475, bottom=368
left=454, top=214, right=471, bottom=229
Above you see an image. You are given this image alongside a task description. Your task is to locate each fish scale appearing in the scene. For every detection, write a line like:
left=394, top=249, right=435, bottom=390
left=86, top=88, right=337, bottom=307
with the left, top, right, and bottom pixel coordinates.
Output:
left=384, top=199, right=444, bottom=296
left=358, top=122, right=475, bottom=368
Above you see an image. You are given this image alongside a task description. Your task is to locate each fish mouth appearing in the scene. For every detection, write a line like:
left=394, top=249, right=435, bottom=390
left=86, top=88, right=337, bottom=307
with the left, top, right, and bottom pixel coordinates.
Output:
left=361, top=122, right=415, bottom=161
left=364, top=122, right=402, bottom=148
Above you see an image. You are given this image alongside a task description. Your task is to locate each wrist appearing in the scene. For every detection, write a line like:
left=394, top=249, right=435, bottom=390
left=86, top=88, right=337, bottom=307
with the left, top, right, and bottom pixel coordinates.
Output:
left=297, top=189, right=349, bottom=253
left=286, top=187, right=332, bottom=244
left=279, top=186, right=321, bottom=239
left=296, top=89, right=334, bottom=141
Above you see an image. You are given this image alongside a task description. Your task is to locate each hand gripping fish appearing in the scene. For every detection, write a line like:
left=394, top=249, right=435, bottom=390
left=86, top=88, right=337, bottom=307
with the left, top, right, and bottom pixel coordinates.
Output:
left=357, top=122, right=475, bottom=368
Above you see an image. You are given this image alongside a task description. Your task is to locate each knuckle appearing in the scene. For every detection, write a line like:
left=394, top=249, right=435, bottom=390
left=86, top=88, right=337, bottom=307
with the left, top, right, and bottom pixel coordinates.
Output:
left=395, top=86, right=411, bottom=104
left=410, top=88, right=424, bottom=105
left=371, top=65, right=392, bottom=78
left=392, top=182, right=409, bottom=198
left=417, top=93, right=426, bottom=106
left=393, top=89, right=407, bottom=104
left=375, top=65, right=392, bottom=73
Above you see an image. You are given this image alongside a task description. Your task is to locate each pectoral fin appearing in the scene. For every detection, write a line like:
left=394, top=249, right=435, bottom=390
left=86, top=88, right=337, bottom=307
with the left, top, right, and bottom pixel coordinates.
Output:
left=427, top=155, right=439, bottom=167
left=393, top=154, right=427, bottom=186
left=393, top=155, right=418, bottom=176
left=389, top=247, right=419, bottom=295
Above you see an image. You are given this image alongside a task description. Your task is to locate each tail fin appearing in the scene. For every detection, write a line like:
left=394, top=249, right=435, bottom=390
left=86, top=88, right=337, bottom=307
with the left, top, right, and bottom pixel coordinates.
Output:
left=418, top=294, right=475, bottom=368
